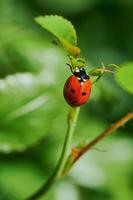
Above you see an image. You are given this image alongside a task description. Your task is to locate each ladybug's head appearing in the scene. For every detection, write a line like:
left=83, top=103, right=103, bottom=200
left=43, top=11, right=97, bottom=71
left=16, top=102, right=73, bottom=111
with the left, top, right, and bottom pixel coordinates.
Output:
left=73, top=67, right=89, bottom=82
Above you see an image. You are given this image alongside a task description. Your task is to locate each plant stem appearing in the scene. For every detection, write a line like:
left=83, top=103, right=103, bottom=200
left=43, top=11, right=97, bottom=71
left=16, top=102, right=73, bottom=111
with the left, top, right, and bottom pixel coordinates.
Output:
left=57, top=107, right=80, bottom=177
left=27, top=107, right=80, bottom=200
left=62, top=111, right=133, bottom=175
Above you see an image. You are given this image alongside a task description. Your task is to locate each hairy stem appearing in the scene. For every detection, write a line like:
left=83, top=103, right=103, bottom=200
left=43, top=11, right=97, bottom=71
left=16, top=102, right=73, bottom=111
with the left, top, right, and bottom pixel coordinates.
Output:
left=27, top=107, right=80, bottom=200
left=62, top=112, right=133, bottom=175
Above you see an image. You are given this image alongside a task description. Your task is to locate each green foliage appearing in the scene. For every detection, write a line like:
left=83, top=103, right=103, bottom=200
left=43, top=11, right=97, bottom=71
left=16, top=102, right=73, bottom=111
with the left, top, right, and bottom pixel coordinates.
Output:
left=0, top=0, right=133, bottom=200
left=70, top=138, right=133, bottom=200
left=36, top=0, right=100, bottom=15
left=115, top=62, right=133, bottom=94
left=0, top=158, right=46, bottom=200
left=35, top=15, right=77, bottom=45
left=0, top=73, right=55, bottom=152
left=35, top=15, right=80, bottom=56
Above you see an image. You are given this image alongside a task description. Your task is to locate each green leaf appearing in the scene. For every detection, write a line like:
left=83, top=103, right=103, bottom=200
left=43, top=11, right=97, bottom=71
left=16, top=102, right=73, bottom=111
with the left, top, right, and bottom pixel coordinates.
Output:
left=0, top=158, right=55, bottom=200
left=0, top=73, right=47, bottom=152
left=115, top=62, right=133, bottom=94
left=35, top=15, right=80, bottom=56
left=0, top=70, right=66, bottom=153
left=0, top=41, right=68, bottom=153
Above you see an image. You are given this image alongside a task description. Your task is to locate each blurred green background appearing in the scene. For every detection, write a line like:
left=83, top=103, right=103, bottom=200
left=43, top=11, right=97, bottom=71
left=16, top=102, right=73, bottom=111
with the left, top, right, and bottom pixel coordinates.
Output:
left=0, top=0, right=133, bottom=200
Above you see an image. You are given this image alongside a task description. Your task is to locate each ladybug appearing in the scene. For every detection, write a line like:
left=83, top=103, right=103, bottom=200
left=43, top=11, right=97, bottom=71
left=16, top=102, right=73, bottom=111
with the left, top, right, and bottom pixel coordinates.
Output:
left=63, top=67, right=92, bottom=107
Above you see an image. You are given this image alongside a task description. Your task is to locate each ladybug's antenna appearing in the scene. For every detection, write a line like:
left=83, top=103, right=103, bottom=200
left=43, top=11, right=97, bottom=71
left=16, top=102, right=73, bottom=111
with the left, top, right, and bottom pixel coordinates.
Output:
left=66, top=63, right=73, bottom=74
left=66, top=55, right=74, bottom=74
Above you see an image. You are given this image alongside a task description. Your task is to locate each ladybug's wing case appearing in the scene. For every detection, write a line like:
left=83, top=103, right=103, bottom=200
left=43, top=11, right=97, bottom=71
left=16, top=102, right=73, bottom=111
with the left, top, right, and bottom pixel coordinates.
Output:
left=76, top=79, right=91, bottom=106
left=63, top=75, right=91, bottom=107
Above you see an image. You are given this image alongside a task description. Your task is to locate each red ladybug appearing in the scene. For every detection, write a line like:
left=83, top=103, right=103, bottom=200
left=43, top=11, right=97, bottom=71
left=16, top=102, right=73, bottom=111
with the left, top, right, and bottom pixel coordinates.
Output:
left=63, top=67, right=92, bottom=107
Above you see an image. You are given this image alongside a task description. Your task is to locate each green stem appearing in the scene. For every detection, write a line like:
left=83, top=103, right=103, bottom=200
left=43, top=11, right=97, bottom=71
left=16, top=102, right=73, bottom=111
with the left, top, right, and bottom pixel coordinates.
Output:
left=57, top=106, right=80, bottom=177
left=27, top=107, right=80, bottom=200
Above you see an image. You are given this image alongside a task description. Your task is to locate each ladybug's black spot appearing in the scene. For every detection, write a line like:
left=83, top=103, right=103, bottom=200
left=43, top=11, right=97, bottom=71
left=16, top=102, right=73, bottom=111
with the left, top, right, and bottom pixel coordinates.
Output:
left=72, top=100, right=78, bottom=104
left=70, top=89, right=76, bottom=93
left=82, top=92, right=86, bottom=96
